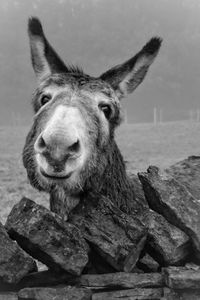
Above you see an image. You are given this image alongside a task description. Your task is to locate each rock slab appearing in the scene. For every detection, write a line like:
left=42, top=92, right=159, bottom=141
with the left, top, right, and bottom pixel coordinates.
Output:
left=146, top=210, right=189, bottom=266
left=0, top=221, right=36, bottom=284
left=129, top=173, right=149, bottom=209
left=163, top=266, right=200, bottom=289
left=70, top=195, right=148, bottom=272
left=16, top=271, right=163, bottom=291
left=5, top=197, right=89, bottom=276
left=138, top=166, right=200, bottom=258
left=17, top=270, right=76, bottom=289
left=79, top=272, right=164, bottom=289
left=92, top=288, right=163, bottom=300
left=163, top=287, right=200, bottom=300
left=166, top=155, right=200, bottom=199
left=137, top=253, right=160, bottom=272
left=18, top=286, right=92, bottom=300
left=0, top=293, right=18, bottom=300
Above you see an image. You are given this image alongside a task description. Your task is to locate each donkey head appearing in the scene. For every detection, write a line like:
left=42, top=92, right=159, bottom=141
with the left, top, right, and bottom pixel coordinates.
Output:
left=23, top=17, right=161, bottom=198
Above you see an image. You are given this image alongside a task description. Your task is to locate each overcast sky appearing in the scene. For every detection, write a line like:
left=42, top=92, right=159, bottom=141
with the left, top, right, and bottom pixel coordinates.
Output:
left=0, top=0, right=200, bottom=124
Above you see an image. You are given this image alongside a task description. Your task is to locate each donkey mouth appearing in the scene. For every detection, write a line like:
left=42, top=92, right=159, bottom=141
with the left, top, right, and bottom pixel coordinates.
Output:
left=40, top=168, right=73, bottom=180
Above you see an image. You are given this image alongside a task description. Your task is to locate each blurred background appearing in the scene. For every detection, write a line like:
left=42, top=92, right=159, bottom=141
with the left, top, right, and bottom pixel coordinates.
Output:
left=0, top=0, right=200, bottom=223
left=0, top=0, right=200, bottom=124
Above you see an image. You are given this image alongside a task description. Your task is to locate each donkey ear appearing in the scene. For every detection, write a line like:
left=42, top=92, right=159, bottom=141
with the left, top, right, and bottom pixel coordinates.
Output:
left=28, top=17, right=67, bottom=81
left=100, top=37, right=162, bottom=99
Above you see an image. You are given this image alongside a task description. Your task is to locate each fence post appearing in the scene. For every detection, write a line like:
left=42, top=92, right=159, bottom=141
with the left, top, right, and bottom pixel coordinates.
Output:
left=197, top=109, right=200, bottom=122
left=159, top=109, right=163, bottom=124
left=153, top=107, right=157, bottom=125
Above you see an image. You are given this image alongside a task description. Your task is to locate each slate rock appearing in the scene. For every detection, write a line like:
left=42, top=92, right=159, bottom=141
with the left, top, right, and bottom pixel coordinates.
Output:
left=69, top=195, right=148, bottom=272
left=146, top=210, right=190, bottom=266
left=163, top=266, right=200, bottom=289
left=79, top=272, right=164, bottom=289
left=92, top=288, right=163, bottom=300
left=184, top=262, right=200, bottom=270
left=18, top=286, right=92, bottom=300
left=169, top=290, right=200, bottom=300
left=129, top=173, right=149, bottom=209
left=0, top=293, right=18, bottom=300
left=17, top=270, right=76, bottom=289
left=5, top=197, right=89, bottom=276
left=137, top=253, right=160, bottom=272
left=0, top=221, right=36, bottom=284
left=166, top=155, right=200, bottom=199
left=138, top=166, right=200, bottom=258
left=162, top=288, right=200, bottom=300
left=17, top=271, right=156, bottom=291
left=84, top=249, right=143, bottom=274
left=162, top=288, right=180, bottom=300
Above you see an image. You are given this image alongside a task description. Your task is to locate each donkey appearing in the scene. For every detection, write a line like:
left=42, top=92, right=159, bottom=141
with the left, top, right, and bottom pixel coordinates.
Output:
left=23, top=17, right=162, bottom=217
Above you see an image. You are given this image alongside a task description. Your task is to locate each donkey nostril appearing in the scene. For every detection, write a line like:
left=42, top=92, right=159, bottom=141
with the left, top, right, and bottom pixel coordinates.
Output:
left=68, top=140, right=80, bottom=153
left=35, top=135, right=46, bottom=152
left=38, top=136, right=46, bottom=149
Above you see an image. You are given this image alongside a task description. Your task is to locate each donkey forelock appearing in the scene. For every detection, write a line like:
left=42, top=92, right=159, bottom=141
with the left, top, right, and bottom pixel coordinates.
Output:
left=23, top=17, right=162, bottom=213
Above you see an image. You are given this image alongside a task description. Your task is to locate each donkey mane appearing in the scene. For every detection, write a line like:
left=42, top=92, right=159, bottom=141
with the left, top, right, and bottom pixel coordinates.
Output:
left=65, top=65, right=84, bottom=75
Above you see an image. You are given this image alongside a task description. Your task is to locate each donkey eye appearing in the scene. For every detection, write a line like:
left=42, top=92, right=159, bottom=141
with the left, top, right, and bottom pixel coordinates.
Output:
left=40, top=94, right=51, bottom=106
left=99, top=104, right=112, bottom=119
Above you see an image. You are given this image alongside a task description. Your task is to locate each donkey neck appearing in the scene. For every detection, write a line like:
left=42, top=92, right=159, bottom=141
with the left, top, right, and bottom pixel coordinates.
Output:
left=87, top=140, right=135, bottom=212
left=49, top=190, right=80, bottom=220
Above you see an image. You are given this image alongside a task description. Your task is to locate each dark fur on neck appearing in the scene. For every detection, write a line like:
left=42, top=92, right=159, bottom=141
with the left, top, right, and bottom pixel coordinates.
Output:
left=85, top=140, right=136, bottom=213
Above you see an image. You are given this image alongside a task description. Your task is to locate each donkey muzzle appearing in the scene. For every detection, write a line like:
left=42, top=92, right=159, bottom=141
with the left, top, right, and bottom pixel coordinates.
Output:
left=34, top=129, right=80, bottom=173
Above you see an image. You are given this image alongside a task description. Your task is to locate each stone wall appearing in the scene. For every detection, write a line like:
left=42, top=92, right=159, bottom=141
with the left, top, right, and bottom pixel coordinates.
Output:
left=1, top=156, right=200, bottom=299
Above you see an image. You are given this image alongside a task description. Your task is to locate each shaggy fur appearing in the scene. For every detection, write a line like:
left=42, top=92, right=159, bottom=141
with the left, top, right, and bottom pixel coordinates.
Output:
left=23, top=17, right=162, bottom=215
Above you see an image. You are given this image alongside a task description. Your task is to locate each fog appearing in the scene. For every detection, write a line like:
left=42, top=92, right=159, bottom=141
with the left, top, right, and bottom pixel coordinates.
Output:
left=0, top=0, right=200, bottom=124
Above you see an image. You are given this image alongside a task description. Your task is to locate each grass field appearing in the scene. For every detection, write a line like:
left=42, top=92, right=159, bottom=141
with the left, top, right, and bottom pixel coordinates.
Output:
left=0, top=121, right=199, bottom=224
